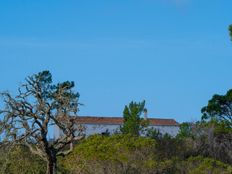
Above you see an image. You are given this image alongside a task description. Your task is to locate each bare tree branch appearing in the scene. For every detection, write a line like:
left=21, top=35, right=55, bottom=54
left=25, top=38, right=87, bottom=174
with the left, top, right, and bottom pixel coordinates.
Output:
left=0, top=71, right=83, bottom=174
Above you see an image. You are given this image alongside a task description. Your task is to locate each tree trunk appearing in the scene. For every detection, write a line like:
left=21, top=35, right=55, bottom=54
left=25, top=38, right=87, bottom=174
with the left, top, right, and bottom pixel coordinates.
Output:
left=46, top=154, right=57, bottom=174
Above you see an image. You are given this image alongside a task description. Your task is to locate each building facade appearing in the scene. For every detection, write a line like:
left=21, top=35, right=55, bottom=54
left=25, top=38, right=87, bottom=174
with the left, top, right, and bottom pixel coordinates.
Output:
left=54, top=116, right=179, bottom=139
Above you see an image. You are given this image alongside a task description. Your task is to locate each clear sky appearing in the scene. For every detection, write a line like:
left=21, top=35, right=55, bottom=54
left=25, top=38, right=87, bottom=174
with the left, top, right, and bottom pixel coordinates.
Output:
left=0, top=0, right=232, bottom=122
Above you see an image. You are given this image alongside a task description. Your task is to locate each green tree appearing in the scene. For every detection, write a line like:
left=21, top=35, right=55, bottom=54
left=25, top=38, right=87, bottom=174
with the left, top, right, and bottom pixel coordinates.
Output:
left=0, top=71, right=83, bottom=174
left=201, top=91, right=232, bottom=164
left=201, top=89, right=232, bottom=128
left=120, top=100, right=148, bottom=136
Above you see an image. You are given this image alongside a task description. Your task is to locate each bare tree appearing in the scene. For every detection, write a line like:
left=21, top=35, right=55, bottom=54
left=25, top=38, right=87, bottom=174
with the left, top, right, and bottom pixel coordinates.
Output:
left=0, top=71, right=83, bottom=174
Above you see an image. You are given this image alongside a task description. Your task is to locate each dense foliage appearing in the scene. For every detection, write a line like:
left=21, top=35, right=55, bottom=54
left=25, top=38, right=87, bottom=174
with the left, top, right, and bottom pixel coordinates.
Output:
left=0, top=124, right=231, bottom=174
left=178, top=156, right=232, bottom=174
left=61, top=135, right=156, bottom=174
left=0, top=144, right=46, bottom=174
left=201, top=89, right=232, bottom=127
left=120, top=100, right=148, bottom=136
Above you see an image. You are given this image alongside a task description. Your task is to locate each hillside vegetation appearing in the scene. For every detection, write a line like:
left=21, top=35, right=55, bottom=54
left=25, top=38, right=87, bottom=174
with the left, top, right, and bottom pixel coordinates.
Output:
left=1, top=125, right=232, bottom=174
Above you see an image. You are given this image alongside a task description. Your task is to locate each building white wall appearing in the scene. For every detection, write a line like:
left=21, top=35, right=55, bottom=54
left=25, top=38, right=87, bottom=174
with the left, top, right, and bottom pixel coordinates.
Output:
left=83, top=124, right=120, bottom=135
left=148, top=125, right=180, bottom=137
left=54, top=123, right=180, bottom=139
left=82, top=124, right=179, bottom=137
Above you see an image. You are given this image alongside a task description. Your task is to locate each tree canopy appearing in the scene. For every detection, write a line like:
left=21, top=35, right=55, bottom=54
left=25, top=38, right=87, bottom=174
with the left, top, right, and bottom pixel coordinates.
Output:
left=229, top=24, right=232, bottom=40
left=120, top=100, right=148, bottom=136
left=201, top=89, right=232, bottom=128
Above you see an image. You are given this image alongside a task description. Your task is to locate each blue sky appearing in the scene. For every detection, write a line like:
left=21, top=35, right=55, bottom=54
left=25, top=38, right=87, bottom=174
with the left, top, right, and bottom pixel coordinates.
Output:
left=0, top=0, right=232, bottom=122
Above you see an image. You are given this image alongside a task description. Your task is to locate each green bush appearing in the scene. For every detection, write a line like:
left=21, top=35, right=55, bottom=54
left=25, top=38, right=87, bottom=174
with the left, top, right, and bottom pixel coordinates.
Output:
left=178, top=156, right=232, bottom=174
left=60, top=134, right=157, bottom=174
left=0, top=144, right=46, bottom=174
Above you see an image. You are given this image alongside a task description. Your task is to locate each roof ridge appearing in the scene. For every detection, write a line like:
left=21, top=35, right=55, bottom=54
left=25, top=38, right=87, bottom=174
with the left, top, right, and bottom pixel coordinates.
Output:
left=76, top=116, right=179, bottom=126
left=78, top=116, right=177, bottom=121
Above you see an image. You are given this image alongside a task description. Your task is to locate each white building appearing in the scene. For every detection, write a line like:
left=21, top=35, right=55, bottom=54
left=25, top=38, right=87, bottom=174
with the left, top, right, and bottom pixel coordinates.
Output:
left=54, top=116, right=179, bottom=139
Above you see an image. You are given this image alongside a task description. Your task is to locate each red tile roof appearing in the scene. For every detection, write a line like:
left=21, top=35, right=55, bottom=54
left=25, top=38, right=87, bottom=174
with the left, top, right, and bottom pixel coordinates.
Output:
left=76, top=116, right=179, bottom=126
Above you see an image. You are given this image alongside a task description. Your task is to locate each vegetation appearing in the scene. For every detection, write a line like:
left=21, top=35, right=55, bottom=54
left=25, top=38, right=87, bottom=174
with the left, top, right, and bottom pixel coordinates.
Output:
left=61, top=135, right=156, bottom=174
left=201, top=89, right=232, bottom=127
left=1, top=132, right=231, bottom=174
left=120, top=100, right=148, bottom=136
left=0, top=144, right=46, bottom=174
left=178, top=156, right=232, bottom=174
left=0, top=71, right=83, bottom=174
